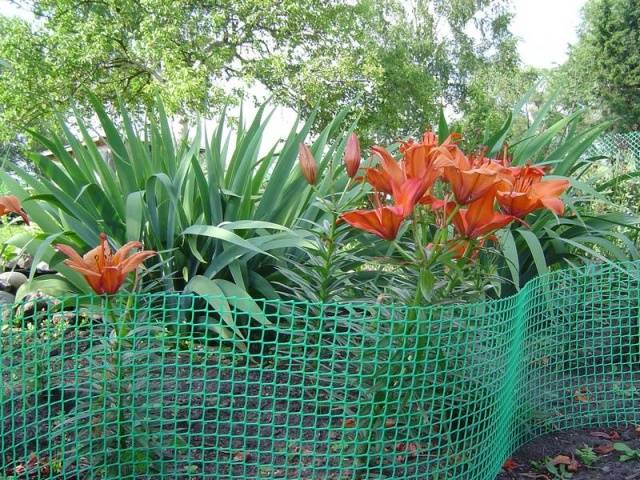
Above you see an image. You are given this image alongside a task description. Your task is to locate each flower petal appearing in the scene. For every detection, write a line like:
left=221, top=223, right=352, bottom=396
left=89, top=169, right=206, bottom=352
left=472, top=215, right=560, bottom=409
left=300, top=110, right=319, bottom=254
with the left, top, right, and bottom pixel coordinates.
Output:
left=102, top=266, right=124, bottom=294
left=371, top=146, right=404, bottom=188
left=56, top=244, right=94, bottom=270
left=540, top=197, right=565, bottom=215
left=0, top=195, right=30, bottom=225
left=391, top=178, right=429, bottom=218
left=118, top=250, right=156, bottom=275
left=365, top=167, right=394, bottom=195
left=112, top=241, right=144, bottom=264
left=340, top=207, right=404, bottom=240
left=61, top=260, right=101, bottom=278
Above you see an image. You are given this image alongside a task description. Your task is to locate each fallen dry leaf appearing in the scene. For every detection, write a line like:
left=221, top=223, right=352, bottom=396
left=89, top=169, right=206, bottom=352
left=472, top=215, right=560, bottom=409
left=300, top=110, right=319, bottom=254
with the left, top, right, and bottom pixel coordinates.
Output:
left=589, top=430, right=620, bottom=440
left=594, top=444, right=615, bottom=455
left=502, top=457, right=520, bottom=471
left=574, top=387, right=589, bottom=402
left=551, top=454, right=580, bottom=472
left=568, top=458, right=580, bottom=472
left=552, top=454, right=572, bottom=465
left=394, top=442, right=419, bottom=457
left=343, top=418, right=356, bottom=428
left=232, top=451, right=246, bottom=462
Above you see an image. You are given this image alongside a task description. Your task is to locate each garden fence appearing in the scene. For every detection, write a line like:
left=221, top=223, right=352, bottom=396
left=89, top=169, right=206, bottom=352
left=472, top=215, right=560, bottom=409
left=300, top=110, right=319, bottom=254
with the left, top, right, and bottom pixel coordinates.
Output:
left=1, top=260, right=639, bottom=479
left=584, top=131, right=640, bottom=166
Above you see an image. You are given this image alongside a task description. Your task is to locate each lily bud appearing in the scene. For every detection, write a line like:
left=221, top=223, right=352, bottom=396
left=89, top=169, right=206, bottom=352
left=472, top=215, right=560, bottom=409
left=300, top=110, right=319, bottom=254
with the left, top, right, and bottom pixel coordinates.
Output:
left=344, top=132, right=361, bottom=178
left=298, top=143, right=317, bottom=185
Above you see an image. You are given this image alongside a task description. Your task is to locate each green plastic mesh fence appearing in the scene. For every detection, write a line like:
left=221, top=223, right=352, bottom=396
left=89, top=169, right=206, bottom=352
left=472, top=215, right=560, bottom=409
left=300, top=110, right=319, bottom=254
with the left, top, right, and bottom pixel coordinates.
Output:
left=1, top=261, right=639, bottom=479
left=584, top=131, right=640, bottom=166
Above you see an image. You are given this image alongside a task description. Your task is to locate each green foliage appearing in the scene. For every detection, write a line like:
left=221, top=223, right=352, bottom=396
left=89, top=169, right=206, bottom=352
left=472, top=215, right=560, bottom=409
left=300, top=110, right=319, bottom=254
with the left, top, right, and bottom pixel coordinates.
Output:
left=1, top=97, right=357, bottom=346
left=480, top=94, right=640, bottom=289
left=0, top=0, right=522, bottom=144
left=556, top=0, right=640, bottom=130
left=613, top=442, right=640, bottom=461
left=575, top=445, right=598, bottom=467
left=531, top=457, right=575, bottom=480
left=455, top=66, right=540, bottom=148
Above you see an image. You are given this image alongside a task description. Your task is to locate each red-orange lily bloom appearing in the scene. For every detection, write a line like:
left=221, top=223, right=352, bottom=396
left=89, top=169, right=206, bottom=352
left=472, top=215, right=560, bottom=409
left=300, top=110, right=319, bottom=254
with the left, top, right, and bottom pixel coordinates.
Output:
left=496, top=166, right=570, bottom=218
left=391, top=178, right=432, bottom=218
left=450, top=189, right=517, bottom=239
left=443, top=151, right=499, bottom=205
left=340, top=206, right=404, bottom=240
left=364, top=135, right=455, bottom=215
left=401, top=132, right=457, bottom=189
left=366, top=146, right=405, bottom=195
left=0, top=195, right=29, bottom=225
left=56, top=233, right=156, bottom=294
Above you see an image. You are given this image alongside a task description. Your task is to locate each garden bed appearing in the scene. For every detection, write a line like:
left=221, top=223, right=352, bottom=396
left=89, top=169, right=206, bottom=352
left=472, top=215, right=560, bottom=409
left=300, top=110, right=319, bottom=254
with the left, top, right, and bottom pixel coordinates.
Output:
left=1, top=261, right=640, bottom=479
left=497, top=426, right=640, bottom=479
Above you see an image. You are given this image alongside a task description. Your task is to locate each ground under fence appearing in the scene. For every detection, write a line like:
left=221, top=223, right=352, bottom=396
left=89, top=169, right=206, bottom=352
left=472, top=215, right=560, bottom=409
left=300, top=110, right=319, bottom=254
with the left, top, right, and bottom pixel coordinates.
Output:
left=1, top=261, right=639, bottom=479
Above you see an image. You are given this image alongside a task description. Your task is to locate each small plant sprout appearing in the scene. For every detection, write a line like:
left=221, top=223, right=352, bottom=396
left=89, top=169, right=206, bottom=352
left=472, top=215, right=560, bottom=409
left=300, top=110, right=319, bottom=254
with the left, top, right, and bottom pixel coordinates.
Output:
left=613, top=442, right=640, bottom=461
left=575, top=445, right=598, bottom=467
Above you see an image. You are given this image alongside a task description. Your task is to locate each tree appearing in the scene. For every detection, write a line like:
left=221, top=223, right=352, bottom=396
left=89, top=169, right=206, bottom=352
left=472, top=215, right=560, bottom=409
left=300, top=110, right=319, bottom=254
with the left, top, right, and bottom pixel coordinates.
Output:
left=0, top=0, right=524, bottom=142
left=264, top=0, right=528, bottom=142
left=559, top=0, right=640, bottom=130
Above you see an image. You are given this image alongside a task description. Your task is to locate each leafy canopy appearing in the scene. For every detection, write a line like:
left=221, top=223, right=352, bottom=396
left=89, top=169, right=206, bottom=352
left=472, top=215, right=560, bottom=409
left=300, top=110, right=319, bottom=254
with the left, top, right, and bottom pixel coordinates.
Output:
left=556, top=0, right=640, bottom=130
left=0, top=0, right=524, bottom=143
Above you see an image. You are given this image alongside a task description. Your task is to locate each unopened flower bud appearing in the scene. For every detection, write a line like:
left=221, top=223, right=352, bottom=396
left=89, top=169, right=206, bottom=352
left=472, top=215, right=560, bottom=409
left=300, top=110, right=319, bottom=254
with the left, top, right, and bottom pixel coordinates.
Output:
left=298, top=143, right=317, bottom=185
left=344, top=133, right=361, bottom=178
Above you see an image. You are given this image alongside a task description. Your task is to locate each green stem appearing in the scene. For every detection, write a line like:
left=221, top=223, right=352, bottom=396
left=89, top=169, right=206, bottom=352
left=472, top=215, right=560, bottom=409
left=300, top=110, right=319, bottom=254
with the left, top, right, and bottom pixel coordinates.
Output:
left=431, top=204, right=460, bottom=255
left=105, top=296, right=131, bottom=472
left=318, top=211, right=338, bottom=304
left=441, top=238, right=476, bottom=298
left=391, top=241, right=414, bottom=263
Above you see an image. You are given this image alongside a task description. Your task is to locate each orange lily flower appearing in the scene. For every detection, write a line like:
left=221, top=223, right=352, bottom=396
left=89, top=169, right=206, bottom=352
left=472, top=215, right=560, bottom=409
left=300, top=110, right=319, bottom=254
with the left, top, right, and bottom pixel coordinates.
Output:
left=344, top=133, right=361, bottom=178
left=391, top=178, right=432, bottom=218
left=0, top=195, right=29, bottom=225
left=402, top=134, right=456, bottom=192
left=365, top=166, right=394, bottom=194
left=496, top=166, right=570, bottom=217
left=443, top=151, right=499, bottom=205
left=364, top=135, right=455, bottom=216
left=366, top=146, right=405, bottom=195
left=56, top=233, right=156, bottom=294
left=368, top=133, right=457, bottom=195
left=340, top=206, right=404, bottom=240
left=450, top=189, right=516, bottom=239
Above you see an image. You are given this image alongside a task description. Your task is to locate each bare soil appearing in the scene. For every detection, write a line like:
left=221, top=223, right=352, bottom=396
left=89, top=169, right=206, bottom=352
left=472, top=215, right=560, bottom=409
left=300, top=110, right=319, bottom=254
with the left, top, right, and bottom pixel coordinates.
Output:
left=496, top=426, right=640, bottom=479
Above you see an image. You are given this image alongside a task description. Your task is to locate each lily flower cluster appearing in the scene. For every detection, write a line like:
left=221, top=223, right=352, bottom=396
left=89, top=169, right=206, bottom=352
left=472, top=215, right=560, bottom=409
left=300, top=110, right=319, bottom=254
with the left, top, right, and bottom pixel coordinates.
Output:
left=335, top=132, right=569, bottom=257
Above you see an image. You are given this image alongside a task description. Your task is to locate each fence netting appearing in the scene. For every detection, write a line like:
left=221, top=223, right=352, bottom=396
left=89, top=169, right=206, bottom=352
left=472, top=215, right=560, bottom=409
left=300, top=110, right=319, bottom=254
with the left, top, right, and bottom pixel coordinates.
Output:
left=584, top=131, right=640, bottom=166
left=1, top=261, right=639, bottom=479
